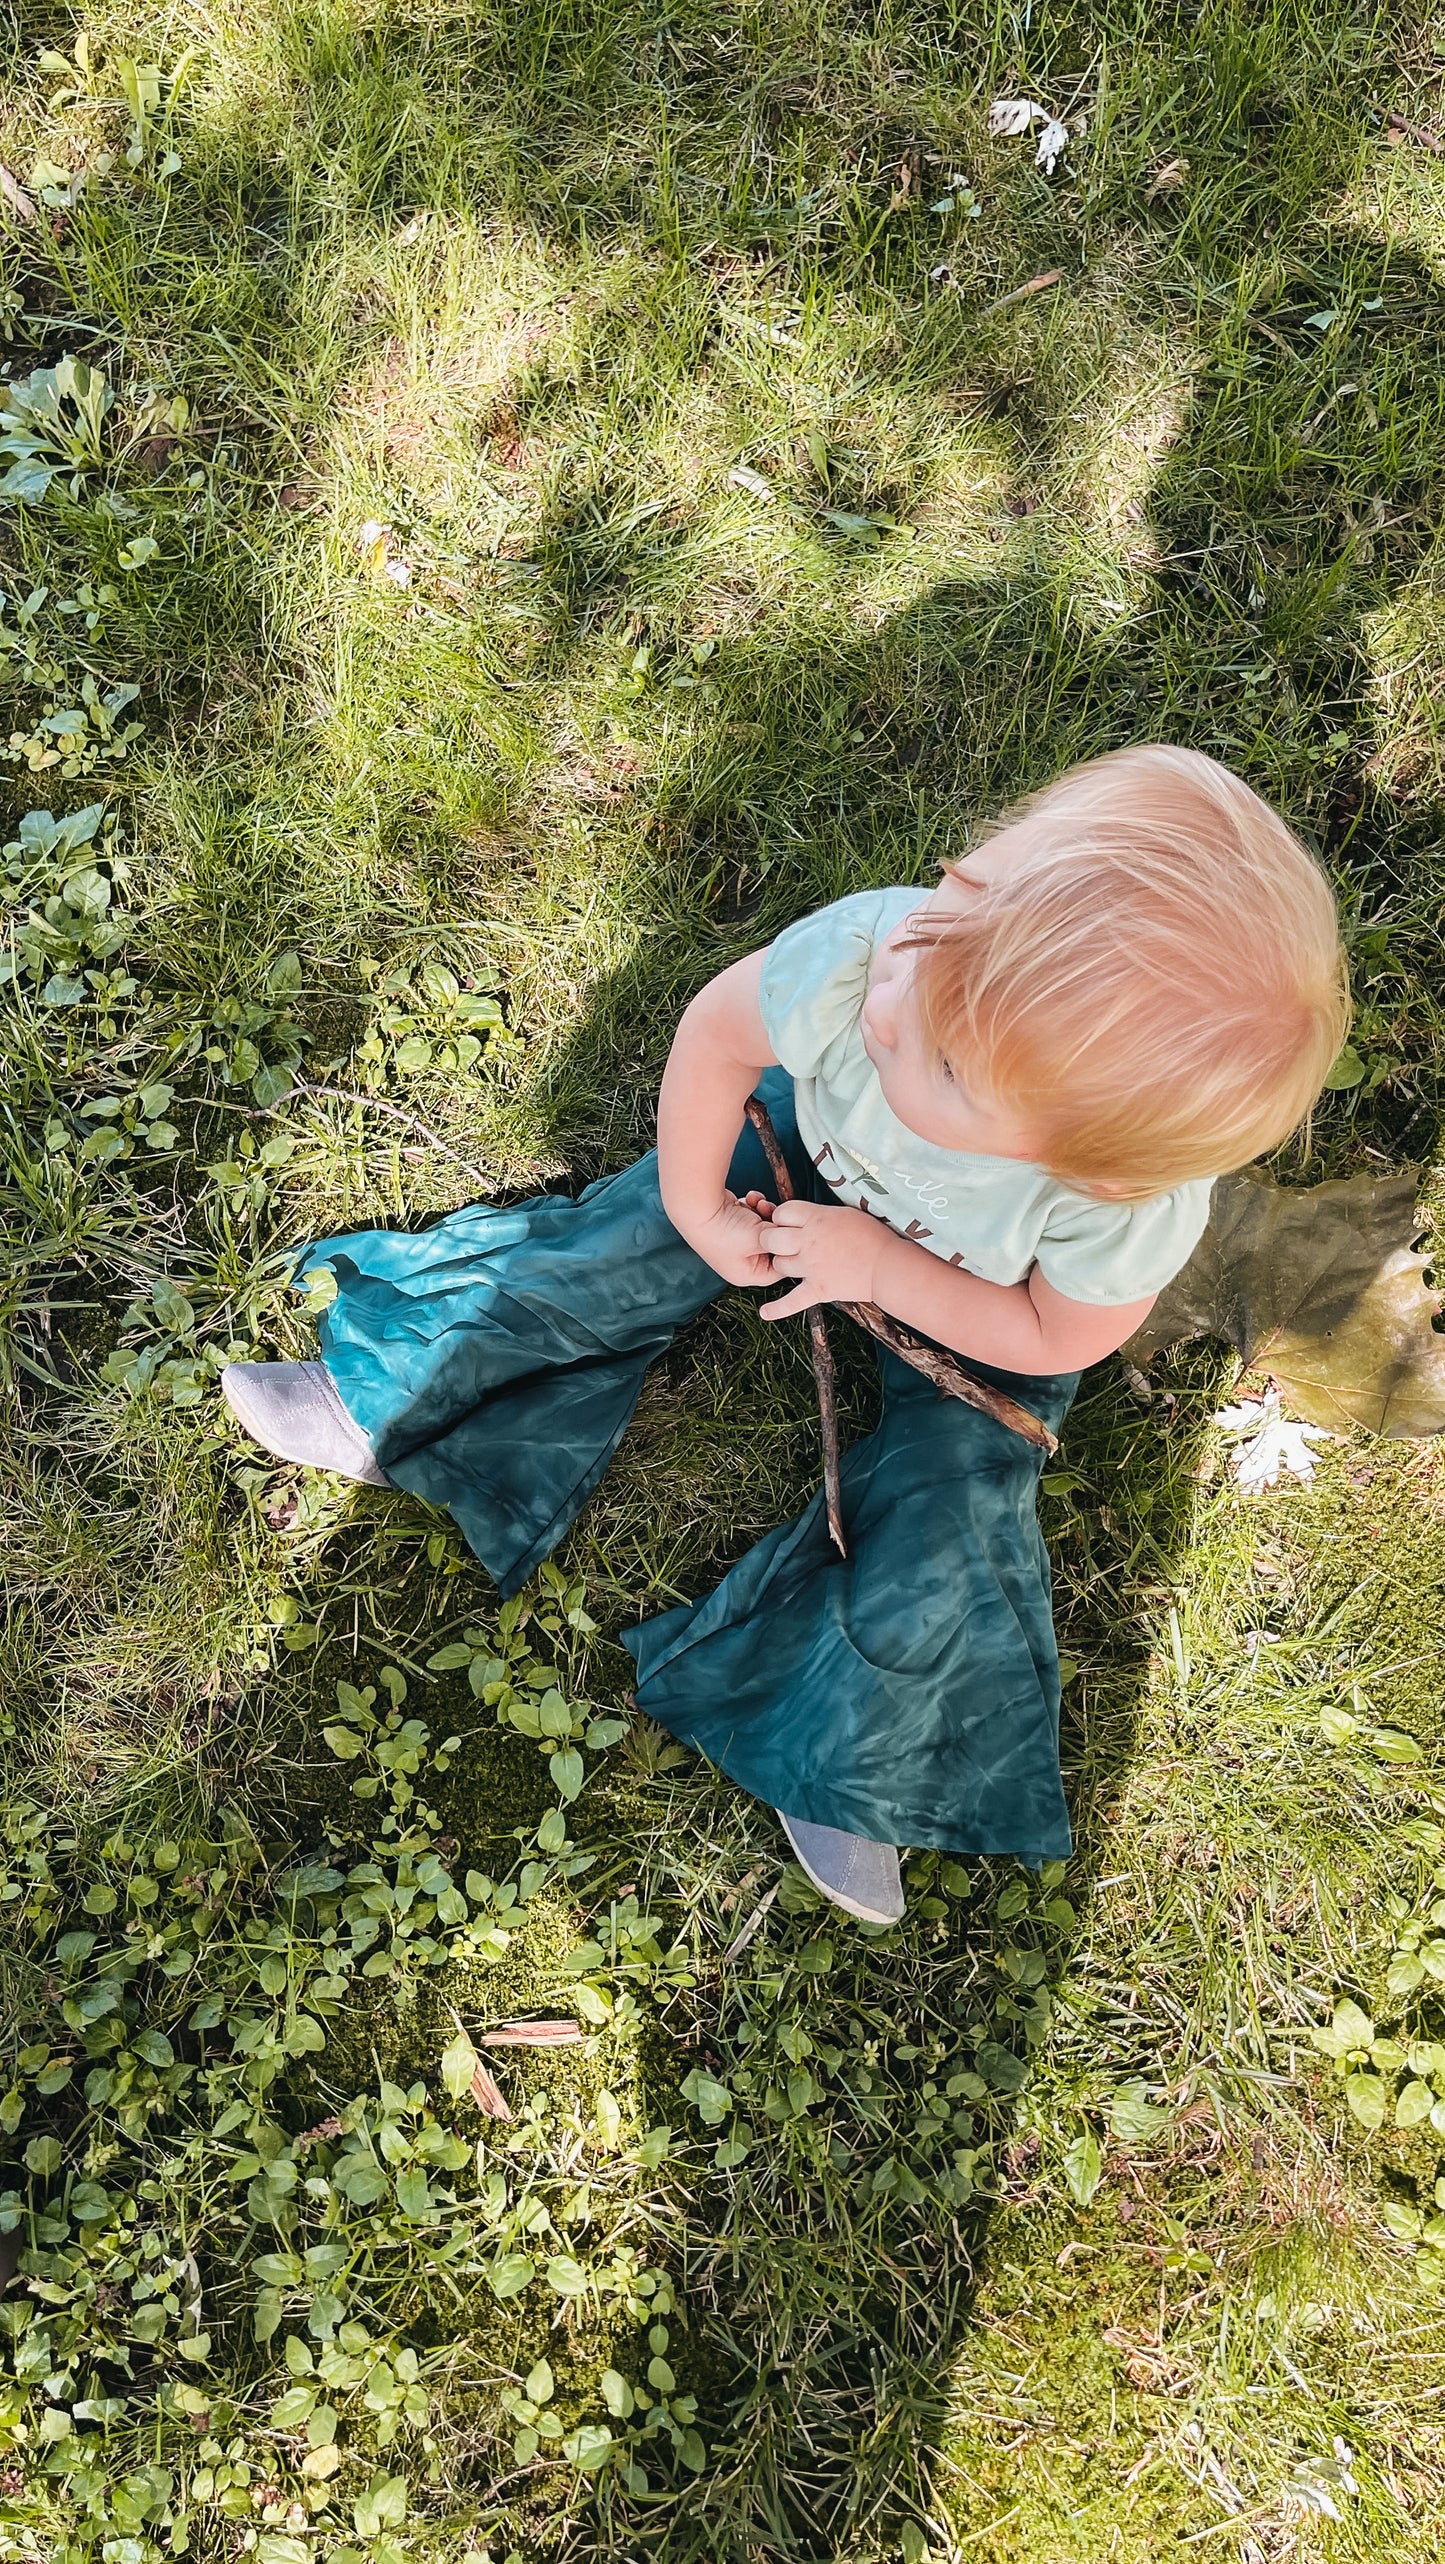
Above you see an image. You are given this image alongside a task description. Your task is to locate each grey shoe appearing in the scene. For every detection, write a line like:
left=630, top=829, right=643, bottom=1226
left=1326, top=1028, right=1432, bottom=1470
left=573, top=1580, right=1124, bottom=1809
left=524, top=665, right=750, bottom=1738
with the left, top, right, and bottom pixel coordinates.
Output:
left=780, top=1813, right=905, bottom=1925
left=221, top=1361, right=390, bottom=1486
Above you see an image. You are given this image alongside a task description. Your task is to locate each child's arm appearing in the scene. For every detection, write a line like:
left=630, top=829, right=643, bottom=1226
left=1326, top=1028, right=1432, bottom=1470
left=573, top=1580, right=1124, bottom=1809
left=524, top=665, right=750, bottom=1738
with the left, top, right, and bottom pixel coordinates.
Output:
left=760, top=1197, right=1156, bottom=1374
left=656, top=952, right=780, bottom=1286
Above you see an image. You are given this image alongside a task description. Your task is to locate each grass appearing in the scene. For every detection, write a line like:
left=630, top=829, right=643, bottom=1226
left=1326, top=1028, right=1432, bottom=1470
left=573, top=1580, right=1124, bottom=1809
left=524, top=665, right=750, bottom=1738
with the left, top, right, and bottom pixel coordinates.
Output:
left=3, top=1, right=1445, bottom=2557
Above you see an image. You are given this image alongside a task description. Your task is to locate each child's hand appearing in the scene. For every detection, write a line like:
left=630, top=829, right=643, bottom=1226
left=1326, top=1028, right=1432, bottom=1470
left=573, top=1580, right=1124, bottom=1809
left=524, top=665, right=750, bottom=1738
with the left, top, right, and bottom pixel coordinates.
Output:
left=759, top=1200, right=883, bottom=1318
left=689, top=1191, right=777, bottom=1288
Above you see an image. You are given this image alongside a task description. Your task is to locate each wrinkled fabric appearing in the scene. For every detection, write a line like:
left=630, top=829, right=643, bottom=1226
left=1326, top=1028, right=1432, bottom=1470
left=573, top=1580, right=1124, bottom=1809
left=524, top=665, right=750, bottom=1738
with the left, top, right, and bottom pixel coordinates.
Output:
left=298, top=1069, right=1079, bottom=1860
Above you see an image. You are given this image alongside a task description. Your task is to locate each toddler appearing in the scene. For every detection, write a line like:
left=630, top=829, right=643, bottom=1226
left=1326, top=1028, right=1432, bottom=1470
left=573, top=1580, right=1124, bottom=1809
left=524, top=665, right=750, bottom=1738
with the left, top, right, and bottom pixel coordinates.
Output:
left=224, top=745, right=1347, bottom=1923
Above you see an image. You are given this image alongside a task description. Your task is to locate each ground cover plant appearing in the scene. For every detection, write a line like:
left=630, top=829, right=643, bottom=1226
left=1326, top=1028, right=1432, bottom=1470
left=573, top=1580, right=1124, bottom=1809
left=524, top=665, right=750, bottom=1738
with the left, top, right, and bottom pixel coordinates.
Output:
left=3, top=1, right=1445, bottom=2557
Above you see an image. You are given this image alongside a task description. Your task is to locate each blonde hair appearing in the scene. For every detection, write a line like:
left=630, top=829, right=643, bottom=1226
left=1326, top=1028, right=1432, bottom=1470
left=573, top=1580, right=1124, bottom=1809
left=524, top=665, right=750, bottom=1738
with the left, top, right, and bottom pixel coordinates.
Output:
left=910, top=744, right=1350, bottom=1200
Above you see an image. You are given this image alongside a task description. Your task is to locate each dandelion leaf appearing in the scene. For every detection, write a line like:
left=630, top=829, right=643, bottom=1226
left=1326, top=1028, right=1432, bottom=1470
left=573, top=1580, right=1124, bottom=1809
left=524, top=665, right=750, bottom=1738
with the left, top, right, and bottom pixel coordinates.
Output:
left=1124, top=1167, right=1445, bottom=1437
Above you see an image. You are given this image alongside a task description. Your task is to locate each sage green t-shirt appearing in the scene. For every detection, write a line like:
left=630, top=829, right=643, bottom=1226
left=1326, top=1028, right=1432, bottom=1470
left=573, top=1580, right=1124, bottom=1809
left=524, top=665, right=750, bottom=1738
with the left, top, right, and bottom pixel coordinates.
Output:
left=757, top=888, right=1214, bottom=1308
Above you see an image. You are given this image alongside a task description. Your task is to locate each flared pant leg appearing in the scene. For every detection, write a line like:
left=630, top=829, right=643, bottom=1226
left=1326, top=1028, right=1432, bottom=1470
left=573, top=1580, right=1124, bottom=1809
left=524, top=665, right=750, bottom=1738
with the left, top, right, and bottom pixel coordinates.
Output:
left=296, top=1069, right=815, bottom=1598
left=625, top=1346, right=1080, bottom=1862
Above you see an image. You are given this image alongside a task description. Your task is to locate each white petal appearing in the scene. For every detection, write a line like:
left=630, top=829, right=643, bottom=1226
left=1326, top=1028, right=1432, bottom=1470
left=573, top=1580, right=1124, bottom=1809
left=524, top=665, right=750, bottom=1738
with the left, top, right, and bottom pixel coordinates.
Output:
left=1035, top=117, right=1070, bottom=174
left=988, top=97, right=1044, bottom=138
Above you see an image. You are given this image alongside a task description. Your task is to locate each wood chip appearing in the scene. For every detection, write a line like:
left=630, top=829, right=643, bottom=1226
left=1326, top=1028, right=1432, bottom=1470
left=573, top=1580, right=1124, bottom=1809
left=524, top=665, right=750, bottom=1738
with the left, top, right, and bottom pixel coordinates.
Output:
left=480, top=2019, right=585, bottom=2046
left=469, top=2060, right=513, bottom=2119
left=0, top=164, right=38, bottom=226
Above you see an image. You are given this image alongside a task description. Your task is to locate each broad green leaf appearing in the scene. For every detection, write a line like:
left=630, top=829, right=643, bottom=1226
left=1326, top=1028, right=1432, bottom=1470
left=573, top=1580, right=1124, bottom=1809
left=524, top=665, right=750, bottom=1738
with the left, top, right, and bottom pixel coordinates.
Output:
left=1396, top=2079, right=1435, bottom=2129
left=487, top=2253, right=535, bottom=2301
left=1063, top=2129, right=1102, bottom=2205
left=550, top=1746, right=585, bottom=1801
left=440, top=2029, right=477, bottom=2100
left=1381, top=2197, right=1424, bottom=2242
left=562, top=2423, right=613, bottom=2469
left=1334, top=1997, right=1376, bottom=2050
left=976, top=2041, right=1029, bottom=2096
left=1345, top=2070, right=1387, bottom=2129
left=681, top=2068, right=731, bottom=2127
left=546, top=2254, right=589, bottom=2296
left=1108, top=2082, right=1170, bottom=2143
left=1372, top=1727, right=1424, bottom=1764
left=353, top=2473, right=407, bottom=2536
left=594, top=2089, right=623, bottom=2149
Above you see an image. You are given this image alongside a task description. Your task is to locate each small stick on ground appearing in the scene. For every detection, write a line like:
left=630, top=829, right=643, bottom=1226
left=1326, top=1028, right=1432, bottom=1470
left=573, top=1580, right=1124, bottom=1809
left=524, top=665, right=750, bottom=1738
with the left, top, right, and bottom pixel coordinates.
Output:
left=743, top=1097, right=847, bottom=1554
left=1384, top=108, right=1445, bottom=153
left=744, top=1095, right=1058, bottom=1457
left=983, top=266, right=1063, bottom=316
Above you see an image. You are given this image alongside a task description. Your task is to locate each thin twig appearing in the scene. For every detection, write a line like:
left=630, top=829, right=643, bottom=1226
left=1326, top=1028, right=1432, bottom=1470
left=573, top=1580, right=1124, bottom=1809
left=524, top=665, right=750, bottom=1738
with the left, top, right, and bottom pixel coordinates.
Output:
left=983, top=267, right=1063, bottom=316
left=835, top=1298, right=1058, bottom=1454
left=744, top=1095, right=1058, bottom=1457
left=743, top=1098, right=847, bottom=1554
left=723, top=1880, right=780, bottom=1965
left=480, top=2020, right=586, bottom=2047
left=1383, top=108, right=1445, bottom=154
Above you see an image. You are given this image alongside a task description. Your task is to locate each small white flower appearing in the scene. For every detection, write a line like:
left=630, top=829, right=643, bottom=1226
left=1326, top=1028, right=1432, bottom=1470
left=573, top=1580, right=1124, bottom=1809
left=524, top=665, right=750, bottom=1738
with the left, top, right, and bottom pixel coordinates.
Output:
left=1211, top=1388, right=1338, bottom=1494
left=356, top=518, right=388, bottom=549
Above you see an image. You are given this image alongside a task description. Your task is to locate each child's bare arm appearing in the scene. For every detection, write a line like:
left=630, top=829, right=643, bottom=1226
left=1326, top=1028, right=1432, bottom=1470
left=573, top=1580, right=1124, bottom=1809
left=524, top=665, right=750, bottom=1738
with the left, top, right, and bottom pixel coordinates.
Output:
left=761, top=1197, right=1155, bottom=1374
left=657, top=952, right=780, bottom=1286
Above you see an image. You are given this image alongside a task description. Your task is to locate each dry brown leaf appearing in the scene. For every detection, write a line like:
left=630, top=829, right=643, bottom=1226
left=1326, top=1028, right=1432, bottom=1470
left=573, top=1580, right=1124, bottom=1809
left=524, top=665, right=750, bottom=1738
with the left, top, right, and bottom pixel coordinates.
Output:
left=0, top=164, right=38, bottom=226
left=1146, top=156, right=1189, bottom=197
left=1124, top=1166, right=1445, bottom=1436
left=469, top=2060, right=512, bottom=2119
left=480, top=2019, right=585, bottom=2047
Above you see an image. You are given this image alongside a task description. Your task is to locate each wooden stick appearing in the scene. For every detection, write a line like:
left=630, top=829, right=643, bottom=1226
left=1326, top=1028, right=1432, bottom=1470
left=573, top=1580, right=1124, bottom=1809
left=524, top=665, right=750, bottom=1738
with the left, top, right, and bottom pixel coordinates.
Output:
left=983, top=267, right=1063, bottom=316
left=835, top=1297, right=1057, bottom=1453
left=744, top=1095, right=1058, bottom=1457
left=1385, top=109, right=1445, bottom=154
left=742, top=1098, right=847, bottom=1554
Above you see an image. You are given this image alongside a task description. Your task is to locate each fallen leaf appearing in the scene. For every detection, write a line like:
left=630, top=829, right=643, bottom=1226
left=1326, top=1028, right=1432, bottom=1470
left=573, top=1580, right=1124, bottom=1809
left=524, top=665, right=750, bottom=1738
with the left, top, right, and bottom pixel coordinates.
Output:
left=988, top=97, right=1071, bottom=174
left=1146, top=157, right=1189, bottom=197
left=0, top=163, right=37, bottom=226
left=1212, top=1390, right=1338, bottom=1493
left=480, top=2019, right=585, bottom=2046
left=1124, top=1166, right=1445, bottom=1437
left=469, top=2060, right=512, bottom=2119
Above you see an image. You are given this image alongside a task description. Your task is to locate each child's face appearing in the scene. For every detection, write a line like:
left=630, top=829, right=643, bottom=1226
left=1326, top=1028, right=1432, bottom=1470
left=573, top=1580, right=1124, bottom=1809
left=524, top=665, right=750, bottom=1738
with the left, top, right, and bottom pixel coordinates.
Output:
left=860, top=857, right=1043, bottom=1161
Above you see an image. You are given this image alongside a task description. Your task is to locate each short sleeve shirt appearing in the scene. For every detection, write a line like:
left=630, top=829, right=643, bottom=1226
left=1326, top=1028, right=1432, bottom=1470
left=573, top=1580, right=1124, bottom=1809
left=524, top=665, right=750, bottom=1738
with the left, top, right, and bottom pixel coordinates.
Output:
left=757, top=889, right=1214, bottom=1307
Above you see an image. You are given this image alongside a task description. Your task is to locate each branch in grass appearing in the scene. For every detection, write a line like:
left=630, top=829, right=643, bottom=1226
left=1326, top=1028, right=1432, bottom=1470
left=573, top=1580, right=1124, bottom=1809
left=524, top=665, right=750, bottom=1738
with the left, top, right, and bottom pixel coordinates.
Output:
left=743, top=1094, right=1058, bottom=1459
